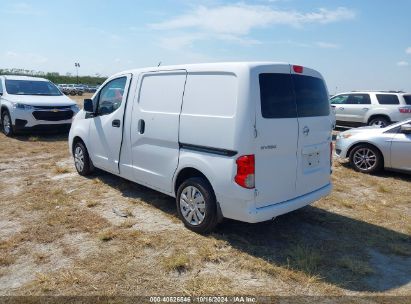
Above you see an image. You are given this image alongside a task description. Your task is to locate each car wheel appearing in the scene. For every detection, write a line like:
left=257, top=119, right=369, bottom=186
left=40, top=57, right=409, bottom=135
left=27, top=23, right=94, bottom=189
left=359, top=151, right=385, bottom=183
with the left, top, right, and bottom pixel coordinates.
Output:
left=369, top=117, right=390, bottom=128
left=176, top=177, right=218, bottom=234
left=1, top=111, right=14, bottom=137
left=70, top=91, right=76, bottom=96
left=77, top=91, right=83, bottom=96
left=73, top=141, right=94, bottom=176
left=349, top=144, right=383, bottom=174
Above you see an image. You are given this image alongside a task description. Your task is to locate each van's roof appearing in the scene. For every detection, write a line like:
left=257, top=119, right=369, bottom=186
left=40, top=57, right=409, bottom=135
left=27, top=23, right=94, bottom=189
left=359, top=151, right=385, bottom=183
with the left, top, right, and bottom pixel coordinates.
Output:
left=113, top=61, right=292, bottom=77
left=1, top=75, right=49, bottom=82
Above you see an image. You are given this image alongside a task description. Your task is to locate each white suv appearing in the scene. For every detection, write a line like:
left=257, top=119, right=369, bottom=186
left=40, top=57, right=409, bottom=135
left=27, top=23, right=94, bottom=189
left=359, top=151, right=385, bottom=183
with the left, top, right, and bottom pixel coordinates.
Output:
left=69, top=62, right=333, bottom=233
left=331, top=91, right=411, bottom=128
left=0, top=75, right=80, bottom=136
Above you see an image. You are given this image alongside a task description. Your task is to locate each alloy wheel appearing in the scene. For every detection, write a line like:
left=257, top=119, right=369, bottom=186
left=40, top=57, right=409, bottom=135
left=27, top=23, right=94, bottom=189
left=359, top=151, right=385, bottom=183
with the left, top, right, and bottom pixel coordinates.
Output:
left=353, top=148, right=377, bottom=171
left=74, top=146, right=85, bottom=172
left=180, top=186, right=206, bottom=226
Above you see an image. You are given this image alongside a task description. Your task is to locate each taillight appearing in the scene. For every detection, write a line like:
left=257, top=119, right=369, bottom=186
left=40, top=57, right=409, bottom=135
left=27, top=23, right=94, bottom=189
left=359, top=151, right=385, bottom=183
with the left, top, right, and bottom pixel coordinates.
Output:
left=399, top=107, right=411, bottom=114
left=293, top=65, right=304, bottom=74
left=235, top=155, right=255, bottom=189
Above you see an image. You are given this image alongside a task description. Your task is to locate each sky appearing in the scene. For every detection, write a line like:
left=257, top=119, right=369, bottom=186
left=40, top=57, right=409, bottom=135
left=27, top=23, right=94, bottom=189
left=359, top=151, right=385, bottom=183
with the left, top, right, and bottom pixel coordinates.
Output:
left=0, top=0, right=410, bottom=93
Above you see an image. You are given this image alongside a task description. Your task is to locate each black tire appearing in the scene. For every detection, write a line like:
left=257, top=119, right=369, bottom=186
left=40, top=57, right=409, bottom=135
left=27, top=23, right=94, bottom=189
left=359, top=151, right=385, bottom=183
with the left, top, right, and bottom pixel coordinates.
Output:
left=1, top=111, right=14, bottom=137
left=73, top=141, right=94, bottom=176
left=70, top=91, right=76, bottom=96
left=368, top=116, right=390, bottom=128
left=176, top=177, right=219, bottom=234
left=77, top=91, right=83, bottom=96
left=349, top=144, right=383, bottom=174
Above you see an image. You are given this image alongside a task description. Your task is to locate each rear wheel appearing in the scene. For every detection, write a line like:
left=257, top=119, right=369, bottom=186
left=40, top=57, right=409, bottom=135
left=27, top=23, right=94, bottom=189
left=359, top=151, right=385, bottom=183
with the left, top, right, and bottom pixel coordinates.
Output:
left=73, top=142, right=94, bottom=176
left=176, top=177, right=218, bottom=234
left=1, top=111, right=14, bottom=137
left=368, top=117, right=390, bottom=128
left=349, top=144, right=383, bottom=174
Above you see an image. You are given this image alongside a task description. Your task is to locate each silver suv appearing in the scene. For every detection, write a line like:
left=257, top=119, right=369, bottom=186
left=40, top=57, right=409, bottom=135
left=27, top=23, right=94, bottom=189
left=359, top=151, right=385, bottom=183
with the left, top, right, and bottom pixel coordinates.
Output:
left=331, top=91, right=411, bottom=128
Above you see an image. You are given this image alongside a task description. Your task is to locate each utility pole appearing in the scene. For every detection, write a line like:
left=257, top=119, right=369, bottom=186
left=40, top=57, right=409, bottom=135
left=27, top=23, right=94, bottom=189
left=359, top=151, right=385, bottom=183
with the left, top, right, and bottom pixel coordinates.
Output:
left=75, top=62, right=80, bottom=84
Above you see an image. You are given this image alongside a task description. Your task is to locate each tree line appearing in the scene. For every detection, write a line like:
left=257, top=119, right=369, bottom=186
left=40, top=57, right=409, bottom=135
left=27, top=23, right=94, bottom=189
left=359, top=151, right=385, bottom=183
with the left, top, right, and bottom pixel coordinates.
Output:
left=0, top=68, right=107, bottom=85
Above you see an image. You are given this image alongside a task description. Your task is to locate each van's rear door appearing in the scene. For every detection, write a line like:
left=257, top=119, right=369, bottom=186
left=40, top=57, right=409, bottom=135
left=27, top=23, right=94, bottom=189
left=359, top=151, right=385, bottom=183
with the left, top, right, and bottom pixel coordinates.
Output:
left=254, top=65, right=299, bottom=208
left=292, top=67, right=332, bottom=197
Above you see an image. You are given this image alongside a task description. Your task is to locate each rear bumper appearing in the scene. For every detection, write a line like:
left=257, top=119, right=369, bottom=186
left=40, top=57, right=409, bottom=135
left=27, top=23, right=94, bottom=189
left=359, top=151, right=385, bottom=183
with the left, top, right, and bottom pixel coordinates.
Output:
left=236, top=183, right=332, bottom=223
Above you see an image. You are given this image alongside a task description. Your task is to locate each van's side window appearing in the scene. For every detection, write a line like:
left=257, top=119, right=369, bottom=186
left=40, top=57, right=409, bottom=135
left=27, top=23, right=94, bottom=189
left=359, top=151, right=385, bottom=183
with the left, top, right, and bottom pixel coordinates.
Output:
left=97, top=77, right=127, bottom=116
left=0, top=79, right=3, bottom=94
left=259, top=74, right=297, bottom=118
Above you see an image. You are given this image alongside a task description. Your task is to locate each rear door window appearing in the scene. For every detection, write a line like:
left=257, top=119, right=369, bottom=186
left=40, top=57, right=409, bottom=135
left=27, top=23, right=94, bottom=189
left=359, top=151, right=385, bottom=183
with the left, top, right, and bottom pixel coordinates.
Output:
left=259, top=73, right=297, bottom=118
left=403, top=95, right=411, bottom=105
left=259, top=73, right=330, bottom=118
left=376, top=94, right=400, bottom=105
left=292, top=74, right=330, bottom=117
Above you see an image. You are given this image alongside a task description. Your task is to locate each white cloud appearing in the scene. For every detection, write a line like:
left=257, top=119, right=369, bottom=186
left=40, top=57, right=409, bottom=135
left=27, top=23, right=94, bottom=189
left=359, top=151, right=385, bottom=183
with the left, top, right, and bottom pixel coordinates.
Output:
left=316, top=41, right=340, bottom=49
left=397, top=61, right=409, bottom=67
left=406, top=47, right=411, bottom=55
left=151, top=4, right=356, bottom=35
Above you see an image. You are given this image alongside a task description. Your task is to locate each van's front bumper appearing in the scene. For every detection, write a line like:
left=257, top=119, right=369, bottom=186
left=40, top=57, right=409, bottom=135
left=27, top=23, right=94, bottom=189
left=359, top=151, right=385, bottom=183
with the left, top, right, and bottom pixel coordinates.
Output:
left=230, top=183, right=332, bottom=223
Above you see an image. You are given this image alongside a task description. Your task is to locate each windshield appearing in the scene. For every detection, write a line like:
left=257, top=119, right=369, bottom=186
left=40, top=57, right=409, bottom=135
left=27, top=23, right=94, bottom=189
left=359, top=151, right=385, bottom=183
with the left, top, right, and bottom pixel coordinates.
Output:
left=5, top=80, right=63, bottom=96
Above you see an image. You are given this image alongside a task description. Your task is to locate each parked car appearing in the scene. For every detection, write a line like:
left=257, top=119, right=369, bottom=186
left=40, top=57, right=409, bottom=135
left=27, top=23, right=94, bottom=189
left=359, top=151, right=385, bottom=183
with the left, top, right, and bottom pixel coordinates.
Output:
left=0, top=75, right=80, bottom=136
left=69, top=62, right=333, bottom=233
left=330, top=91, right=411, bottom=128
left=335, top=119, right=411, bottom=174
left=86, top=85, right=98, bottom=93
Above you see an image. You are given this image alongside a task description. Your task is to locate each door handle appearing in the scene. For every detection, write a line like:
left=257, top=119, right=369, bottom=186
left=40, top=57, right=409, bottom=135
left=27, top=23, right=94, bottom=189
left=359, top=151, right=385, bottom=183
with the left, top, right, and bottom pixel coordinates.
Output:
left=362, top=108, right=369, bottom=111
left=138, top=119, right=145, bottom=134
left=112, top=119, right=121, bottom=128
left=339, top=107, right=344, bottom=111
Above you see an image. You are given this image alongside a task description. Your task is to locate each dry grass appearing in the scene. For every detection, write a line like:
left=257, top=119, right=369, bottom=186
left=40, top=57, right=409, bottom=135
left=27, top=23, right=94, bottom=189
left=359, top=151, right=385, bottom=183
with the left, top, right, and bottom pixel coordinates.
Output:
left=0, top=126, right=410, bottom=297
left=0, top=254, right=16, bottom=267
left=286, top=244, right=323, bottom=275
left=53, top=165, right=71, bottom=174
left=338, top=256, right=374, bottom=276
left=162, top=252, right=191, bottom=273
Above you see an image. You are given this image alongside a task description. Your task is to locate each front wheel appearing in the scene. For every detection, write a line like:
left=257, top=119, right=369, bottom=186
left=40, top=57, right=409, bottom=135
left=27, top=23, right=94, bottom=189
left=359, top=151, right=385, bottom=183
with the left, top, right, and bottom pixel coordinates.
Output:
left=73, top=142, right=94, bottom=176
left=349, top=144, right=383, bottom=174
left=1, top=111, right=14, bottom=137
left=176, top=177, right=218, bottom=234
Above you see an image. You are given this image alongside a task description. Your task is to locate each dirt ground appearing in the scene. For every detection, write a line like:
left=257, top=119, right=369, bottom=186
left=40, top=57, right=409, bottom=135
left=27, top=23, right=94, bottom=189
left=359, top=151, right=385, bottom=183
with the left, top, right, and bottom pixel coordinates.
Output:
left=0, top=94, right=410, bottom=299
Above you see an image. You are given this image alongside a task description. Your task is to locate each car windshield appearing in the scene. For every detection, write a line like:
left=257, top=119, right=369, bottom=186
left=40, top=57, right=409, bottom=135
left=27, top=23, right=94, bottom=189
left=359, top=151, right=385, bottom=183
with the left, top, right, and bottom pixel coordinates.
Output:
left=5, top=80, right=63, bottom=96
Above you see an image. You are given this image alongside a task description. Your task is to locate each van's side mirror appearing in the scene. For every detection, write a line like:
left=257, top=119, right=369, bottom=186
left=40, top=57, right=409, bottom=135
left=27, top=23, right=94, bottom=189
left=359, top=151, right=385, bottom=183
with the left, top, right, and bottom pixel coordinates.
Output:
left=83, top=99, right=94, bottom=113
left=400, top=123, right=411, bottom=134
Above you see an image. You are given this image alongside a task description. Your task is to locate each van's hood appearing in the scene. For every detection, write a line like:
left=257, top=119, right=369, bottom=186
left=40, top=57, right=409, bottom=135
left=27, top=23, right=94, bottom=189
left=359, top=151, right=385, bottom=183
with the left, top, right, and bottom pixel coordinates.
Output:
left=5, top=94, right=76, bottom=107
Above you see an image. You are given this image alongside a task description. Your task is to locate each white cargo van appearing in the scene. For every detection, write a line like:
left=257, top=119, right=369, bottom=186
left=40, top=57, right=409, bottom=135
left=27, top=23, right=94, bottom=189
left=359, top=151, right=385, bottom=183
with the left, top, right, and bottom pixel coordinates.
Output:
left=69, top=62, right=333, bottom=233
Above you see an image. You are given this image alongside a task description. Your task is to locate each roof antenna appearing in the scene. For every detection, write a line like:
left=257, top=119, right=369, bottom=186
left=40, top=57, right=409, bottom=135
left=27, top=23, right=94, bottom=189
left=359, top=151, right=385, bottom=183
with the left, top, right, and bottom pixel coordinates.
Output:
left=157, top=61, right=162, bottom=67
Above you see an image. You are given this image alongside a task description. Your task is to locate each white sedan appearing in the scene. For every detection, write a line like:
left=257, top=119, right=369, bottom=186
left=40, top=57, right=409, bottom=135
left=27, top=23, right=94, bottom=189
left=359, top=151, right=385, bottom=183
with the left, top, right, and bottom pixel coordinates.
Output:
left=335, top=119, right=411, bottom=174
